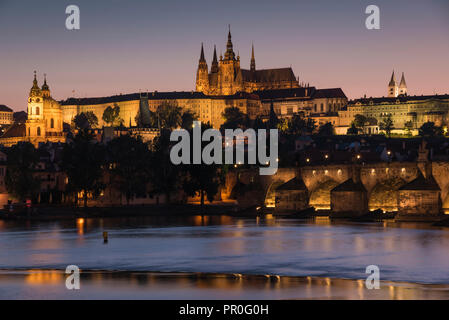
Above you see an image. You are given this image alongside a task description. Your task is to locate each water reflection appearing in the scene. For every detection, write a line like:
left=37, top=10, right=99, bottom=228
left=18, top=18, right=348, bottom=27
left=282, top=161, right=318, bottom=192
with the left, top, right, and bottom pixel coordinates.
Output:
left=2, top=270, right=449, bottom=299
left=1, top=215, right=449, bottom=286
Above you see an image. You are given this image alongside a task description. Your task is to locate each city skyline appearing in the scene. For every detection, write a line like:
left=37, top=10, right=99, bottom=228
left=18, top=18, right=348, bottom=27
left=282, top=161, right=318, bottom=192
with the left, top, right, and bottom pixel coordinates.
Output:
left=1, top=0, right=449, bottom=111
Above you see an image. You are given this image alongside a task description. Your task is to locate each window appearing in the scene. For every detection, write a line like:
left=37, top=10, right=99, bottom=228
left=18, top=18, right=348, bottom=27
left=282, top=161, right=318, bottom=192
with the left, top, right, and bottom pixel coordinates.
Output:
left=320, top=103, right=324, bottom=112
left=37, top=127, right=41, bottom=136
left=51, top=118, right=54, bottom=128
left=36, top=107, right=40, bottom=115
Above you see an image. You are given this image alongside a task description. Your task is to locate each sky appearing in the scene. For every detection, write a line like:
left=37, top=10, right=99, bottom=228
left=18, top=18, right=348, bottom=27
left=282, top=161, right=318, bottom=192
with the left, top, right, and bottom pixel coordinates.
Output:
left=0, top=0, right=448, bottom=111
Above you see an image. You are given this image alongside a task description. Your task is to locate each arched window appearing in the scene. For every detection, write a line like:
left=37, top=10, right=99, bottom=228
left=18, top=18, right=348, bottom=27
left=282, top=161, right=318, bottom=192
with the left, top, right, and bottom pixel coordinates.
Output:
left=36, top=107, right=40, bottom=115
left=50, top=118, right=54, bottom=128
left=37, top=127, right=41, bottom=136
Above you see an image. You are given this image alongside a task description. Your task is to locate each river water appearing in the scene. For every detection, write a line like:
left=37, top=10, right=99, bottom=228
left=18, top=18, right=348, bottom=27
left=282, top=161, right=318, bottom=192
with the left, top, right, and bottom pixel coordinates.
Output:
left=1, top=215, right=449, bottom=299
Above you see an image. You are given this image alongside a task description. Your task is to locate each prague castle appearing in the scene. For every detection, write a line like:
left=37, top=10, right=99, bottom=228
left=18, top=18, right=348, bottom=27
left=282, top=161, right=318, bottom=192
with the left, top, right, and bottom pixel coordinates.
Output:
left=196, top=27, right=300, bottom=95
left=1, top=28, right=449, bottom=147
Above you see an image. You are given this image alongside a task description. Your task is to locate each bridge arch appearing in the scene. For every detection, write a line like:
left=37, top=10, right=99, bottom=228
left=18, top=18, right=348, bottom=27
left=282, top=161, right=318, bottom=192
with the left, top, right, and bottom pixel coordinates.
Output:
left=265, top=179, right=288, bottom=208
left=368, top=177, right=406, bottom=211
left=309, top=179, right=339, bottom=210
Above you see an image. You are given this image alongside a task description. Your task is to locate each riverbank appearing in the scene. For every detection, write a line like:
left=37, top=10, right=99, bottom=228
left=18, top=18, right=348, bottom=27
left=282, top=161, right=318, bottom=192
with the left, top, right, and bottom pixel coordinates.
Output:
left=0, top=203, right=244, bottom=221
left=1, top=269, right=448, bottom=299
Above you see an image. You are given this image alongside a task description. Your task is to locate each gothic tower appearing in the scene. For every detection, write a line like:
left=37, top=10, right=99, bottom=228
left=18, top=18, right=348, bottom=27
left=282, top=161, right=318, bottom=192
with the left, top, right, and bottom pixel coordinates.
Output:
left=388, top=70, right=398, bottom=97
left=219, top=26, right=243, bottom=95
left=195, top=43, right=209, bottom=93
left=250, top=43, right=256, bottom=72
left=211, top=45, right=218, bottom=73
left=399, top=72, right=407, bottom=96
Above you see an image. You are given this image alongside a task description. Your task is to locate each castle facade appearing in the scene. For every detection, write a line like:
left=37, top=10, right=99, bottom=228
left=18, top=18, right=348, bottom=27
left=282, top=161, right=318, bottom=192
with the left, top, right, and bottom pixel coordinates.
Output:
left=196, top=28, right=300, bottom=95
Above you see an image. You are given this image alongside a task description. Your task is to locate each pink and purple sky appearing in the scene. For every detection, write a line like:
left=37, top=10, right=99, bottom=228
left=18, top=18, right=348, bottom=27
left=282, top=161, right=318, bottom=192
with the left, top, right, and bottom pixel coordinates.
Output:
left=0, top=0, right=448, bottom=111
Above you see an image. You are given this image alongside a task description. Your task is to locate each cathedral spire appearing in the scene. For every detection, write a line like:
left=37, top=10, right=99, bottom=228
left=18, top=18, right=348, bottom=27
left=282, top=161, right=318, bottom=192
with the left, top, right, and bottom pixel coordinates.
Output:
left=211, top=45, right=218, bottom=73
left=400, top=72, right=407, bottom=87
left=250, top=43, right=256, bottom=71
left=224, top=25, right=235, bottom=60
left=199, top=43, right=206, bottom=62
left=389, top=70, right=396, bottom=86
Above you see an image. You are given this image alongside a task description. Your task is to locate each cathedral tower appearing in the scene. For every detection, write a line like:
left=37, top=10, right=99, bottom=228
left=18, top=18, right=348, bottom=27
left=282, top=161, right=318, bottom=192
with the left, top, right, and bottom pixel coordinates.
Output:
left=399, top=72, right=407, bottom=96
left=219, top=26, right=243, bottom=95
left=250, top=43, right=256, bottom=72
left=388, top=70, right=398, bottom=97
left=195, top=43, right=209, bottom=93
left=26, top=71, right=46, bottom=139
left=211, top=45, right=218, bottom=73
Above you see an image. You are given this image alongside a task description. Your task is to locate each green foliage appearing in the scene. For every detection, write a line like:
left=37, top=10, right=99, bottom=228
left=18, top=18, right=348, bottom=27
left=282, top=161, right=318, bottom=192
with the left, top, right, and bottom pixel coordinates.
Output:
left=62, top=129, right=106, bottom=207
left=353, top=114, right=367, bottom=134
left=102, top=105, right=123, bottom=127
left=181, top=110, right=198, bottom=130
left=73, top=111, right=99, bottom=130
left=4, top=142, right=41, bottom=202
left=107, top=135, right=151, bottom=205
left=147, top=100, right=183, bottom=129
left=347, top=122, right=359, bottom=135
left=419, top=121, right=443, bottom=137
left=281, top=114, right=316, bottom=135
left=317, top=122, right=335, bottom=136
left=380, top=114, right=394, bottom=137
left=180, top=123, right=221, bottom=208
left=221, top=106, right=247, bottom=129
left=148, top=129, right=182, bottom=203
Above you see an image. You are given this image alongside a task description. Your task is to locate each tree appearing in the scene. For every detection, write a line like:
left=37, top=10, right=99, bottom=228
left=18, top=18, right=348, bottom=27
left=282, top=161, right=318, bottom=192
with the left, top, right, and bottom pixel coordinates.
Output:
left=4, top=142, right=41, bottom=202
left=419, top=121, right=443, bottom=137
left=107, top=135, right=150, bottom=205
left=353, top=114, right=368, bottom=134
left=318, top=122, right=335, bottom=136
left=404, top=121, right=414, bottom=137
left=73, top=111, right=98, bottom=130
left=277, top=118, right=289, bottom=133
left=62, top=129, right=106, bottom=207
left=380, top=114, right=394, bottom=138
left=181, top=110, right=198, bottom=130
left=221, top=106, right=246, bottom=129
left=148, top=129, right=182, bottom=203
left=102, top=105, right=122, bottom=127
left=147, top=100, right=183, bottom=129
left=347, top=122, right=359, bottom=135
left=181, top=123, right=221, bottom=210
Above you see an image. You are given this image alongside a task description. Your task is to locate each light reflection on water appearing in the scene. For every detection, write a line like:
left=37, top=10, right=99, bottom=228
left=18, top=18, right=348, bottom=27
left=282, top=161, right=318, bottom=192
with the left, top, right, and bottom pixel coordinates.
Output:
left=1, top=215, right=449, bottom=285
left=2, top=269, right=449, bottom=300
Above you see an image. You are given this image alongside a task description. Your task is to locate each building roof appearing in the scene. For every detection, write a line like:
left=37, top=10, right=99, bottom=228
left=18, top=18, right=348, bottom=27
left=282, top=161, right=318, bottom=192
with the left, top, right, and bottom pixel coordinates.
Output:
left=399, top=171, right=440, bottom=191
left=0, top=105, right=12, bottom=112
left=276, top=176, right=307, bottom=191
left=0, top=123, right=25, bottom=138
left=60, top=90, right=261, bottom=106
left=311, top=88, right=347, bottom=99
left=60, top=91, right=210, bottom=106
left=241, top=67, right=297, bottom=83
left=13, top=111, right=27, bottom=123
left=254, top=87, right=316, bottom=100
left=332, top=178, right=367, bottom=192
left=350, top=94, right=449, bottom=105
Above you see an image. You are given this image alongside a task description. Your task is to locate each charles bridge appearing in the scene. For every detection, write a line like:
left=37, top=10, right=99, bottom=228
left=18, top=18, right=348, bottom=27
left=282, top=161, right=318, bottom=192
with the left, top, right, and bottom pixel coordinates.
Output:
left=221, top=161, right=449, bottom=212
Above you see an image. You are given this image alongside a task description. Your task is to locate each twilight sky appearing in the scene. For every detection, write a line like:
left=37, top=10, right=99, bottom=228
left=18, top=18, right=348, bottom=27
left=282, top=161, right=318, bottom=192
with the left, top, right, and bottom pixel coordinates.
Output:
left=0, top=0, right=448, bottom=111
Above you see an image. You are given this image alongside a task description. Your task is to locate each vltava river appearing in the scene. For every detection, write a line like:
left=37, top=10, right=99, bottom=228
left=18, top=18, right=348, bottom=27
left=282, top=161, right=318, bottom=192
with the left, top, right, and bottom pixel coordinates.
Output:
left=1, top=215, right=449, bottom=299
